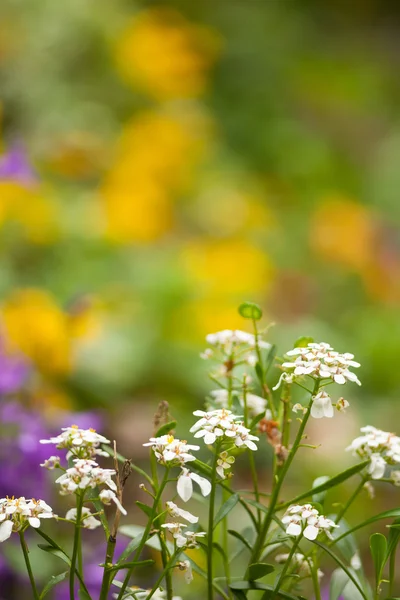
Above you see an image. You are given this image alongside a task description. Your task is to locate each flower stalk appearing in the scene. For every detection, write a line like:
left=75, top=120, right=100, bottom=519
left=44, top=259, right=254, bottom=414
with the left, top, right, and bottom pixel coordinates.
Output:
left=19, top=530, right=39, bottom=600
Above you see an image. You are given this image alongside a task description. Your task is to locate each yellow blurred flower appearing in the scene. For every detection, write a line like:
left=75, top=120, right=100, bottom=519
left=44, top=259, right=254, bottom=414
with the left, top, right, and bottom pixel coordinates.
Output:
left=181, top=238, right=274, bottom=297
left=115, top=8, right=220, bottom=100
left=0, top=182, right=59, bottom=244
left=101, top=109, right=209, bottom=243
left=2, top=290, right=101, bottom=375
left=310, top=195, right=374, bottom=270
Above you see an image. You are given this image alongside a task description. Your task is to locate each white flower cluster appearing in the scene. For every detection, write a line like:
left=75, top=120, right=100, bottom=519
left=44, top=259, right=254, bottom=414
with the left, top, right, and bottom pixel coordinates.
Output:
left=55, top=459, right=126, bottom=514
left=0, top=497, right=55, bottom=542
left=282, top=504, right=338, bottom=541
left=275, top=342, right=361, bottom=389
left=161, top=522, right=206, bottom=549
left=201, top=329, right=270, bottom=364
left=190, top=409, right=259, bottom=450
left=143, top=435, right=199, bottom=466
left=346, top=426, right=400, bottom=480
left=66, top=507, right=101, bottom=530
left=40, top=425, right=110, bottom=459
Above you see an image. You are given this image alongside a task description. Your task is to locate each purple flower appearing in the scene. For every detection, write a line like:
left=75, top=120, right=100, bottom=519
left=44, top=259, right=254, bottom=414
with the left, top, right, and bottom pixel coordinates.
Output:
left=0, top=343, right=30, bottom=395
left=0, top=143, right=36, bottom=186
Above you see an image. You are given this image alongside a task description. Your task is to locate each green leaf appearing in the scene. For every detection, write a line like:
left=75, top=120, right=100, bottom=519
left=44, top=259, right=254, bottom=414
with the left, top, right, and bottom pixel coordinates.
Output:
left=246, top=563, right=275, bottom=580
left=293, top=336, right=314, bottom=348
left=333, top=508, right=400, bottom=546
left=386, top=518, right=400, bottom=558
left=265, top=344, right=277, bottom=374
left=244, top=498, right=269, bottom=513
left=79, top=591, right=92, bottom=600
left=214, top=493, right=239, bottom=529
left=370, top=533, right=387, bottom=587
left=249, top=411, right=267, bottom=430
left=329, top=568, right=349, bottom=600
left=238, top=302, right=262, bottom=320
left=279, top=461, right=370, bottom=509
left=119, top=525, right=174, bottom=554
left=312, top=541, right=368, bottom=600
left=230, top=582, right=306, bottom=599
left=136, top=501, right=153, bottom=518
left=37, top=544, right=71, bottom=567
left=155, top=421, right=177, bottom=437
left=228, top=529, right=252, bottom=551
left=104, top=559, right=154, bottom=572
left=39, top=571, right=68, bottom=599
left=312, top=475, right=330, bottom=505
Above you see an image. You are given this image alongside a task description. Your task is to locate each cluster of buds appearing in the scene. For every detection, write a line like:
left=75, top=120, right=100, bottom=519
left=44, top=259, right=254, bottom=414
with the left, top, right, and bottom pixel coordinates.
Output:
left=282, top=504, right=338, bottom=541
left=0, top=497, right=55, bottom=542
left=217, top=451, right=235, bottom=479
left=275, top=342, right=361, bottom=389
left=40, top=425, right=110, bottom=460
left=346, top=426, right=400, bottom=480
left=161, top=522, right=206, bottom=549
left=190, top=409, right=259, bottom=450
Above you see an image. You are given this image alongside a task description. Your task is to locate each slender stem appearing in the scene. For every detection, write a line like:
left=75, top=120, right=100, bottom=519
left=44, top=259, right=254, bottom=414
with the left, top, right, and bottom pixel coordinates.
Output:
left=70, top=492, right=84, bottom=600
left=252, top=318, right=276, bottom=419
left=271, top=536, right=300, bottom=600
left=310, top=550, right=322, bottom=600
left=334, top=476, right=366, bottom=525
left=19, top=531, right=39, bottom=600
left=147, top=552, right=178, bottom=600
left=248, top=380, right=319, bottom=567
left=117, top=469, right=170, bottom=600
left=243, top=381, right=261, bottom=527
left=208, top=447, right=220, bottom=600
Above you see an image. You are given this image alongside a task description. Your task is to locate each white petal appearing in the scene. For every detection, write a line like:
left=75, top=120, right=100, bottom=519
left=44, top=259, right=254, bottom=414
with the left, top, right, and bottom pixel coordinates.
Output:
left=190, top=472, right=211, bottom=497
left=0, top=520, right=13, bottom=542
left=28, top=517, right=41, bottom=528
left=286, top=522, right=302, bottom=537
left=303, top=525, right=319, bottom=540
left=310, top=402, right=325, bottom=419
left=177, top=474, right=193, bottom=502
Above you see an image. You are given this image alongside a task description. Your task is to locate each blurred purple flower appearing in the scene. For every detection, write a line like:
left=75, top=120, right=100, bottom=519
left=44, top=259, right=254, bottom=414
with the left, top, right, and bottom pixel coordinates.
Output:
left=0, top=343, right=30, bottom=395
left=0, top=143, right=36, bottom=186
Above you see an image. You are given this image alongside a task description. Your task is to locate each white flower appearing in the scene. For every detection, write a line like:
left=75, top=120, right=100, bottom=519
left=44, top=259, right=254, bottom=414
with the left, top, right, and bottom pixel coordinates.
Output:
left=40, top=456, right=61, bottom=470
left=178, top=559, right=193, bottom=584
left=278, top=342, right=361, bottom=388
left=55, top=459, right=117, bottom=495
left=282, top=504, right=338, bottom=541
left=40, top=425, right=110, bottom=459
left=66, top=507, right=101, bottom=530
left=166, top=501, right=198, bottom=524
left=350, top=553, right=362, bottom=570
left=241, top=394, right=270, bottom=418
left=190, top=409, right=259, bottom=451
left=292, top=403, right=307, bottom=415
left=272, top=372, right=294, bottom=391
left=183, top=530, right=206, bottom=548
left=161, top=522, right=188, bottom=548
left=310, top=391, right=334, bottom=419
left=346, top=426, right=400, bottom=481
left=99, top=489, right=127, bottom=515
left=216, top=451, right=235, bottom=479
left=0, top=497, right=55, bottom=541
left=205, top=329, right=270, bottom=353
left=177, top=468, right=211, bottom=502
left=143, top=435, right=199, bottom=466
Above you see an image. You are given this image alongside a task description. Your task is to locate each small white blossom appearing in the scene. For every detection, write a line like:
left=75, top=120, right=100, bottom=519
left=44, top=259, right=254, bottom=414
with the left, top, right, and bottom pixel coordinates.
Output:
left=282, top=504, right=338, bottom=541
left=99, top=489, right=127, bottom=515
left=143, top=435, right=199, bottom=466
left=190, top=409, right=259, bottom=450
left=0, top=497, right=55, bottom=541
left=178, top=559, right=193, bottom=584
left=40, top=425, right=110, bottom=459
left=310, top=391, right=334, bottom=419
left=161, top=522, right=188, bottom=548
left=292, top=403, right=307, bottom=415
left=40, top=456, right=60, bottom=470
left=276, top=342, right=361, bottom=388
left=177, top=468, right=211, bottom=502
left=204, top=329, right=271, bottom=354
left=65, top=507, right=101, bottom=530
left=241, top=394, right=270, bottom=418
left=55, top=459, right=117, bottom=495
left=166, top=501, right=198, bottom=524
left=346, top=426, right=400, bottom=480
left=336, top=398, right=350, bottom=412
left=272, top=372, right=294, bottom=391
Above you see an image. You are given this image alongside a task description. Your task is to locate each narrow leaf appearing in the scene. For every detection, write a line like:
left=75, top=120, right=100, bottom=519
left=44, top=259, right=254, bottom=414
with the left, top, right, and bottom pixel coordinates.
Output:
left=249, top=412, right=267, bottom=431
left=279, top=462, right=370, bottom=509
left=214, top=494, right=239, bottom=529
left=228, top=530, right=252, bottom=551
left=329, top=568, right=348, bottom=600
left=246, top=563, right=275, bottom=580
left=105, top=559, right=154, bottom=572
left=312, top=476, right=330, bottom=505
left=39, top=571, right=68, bottom=599
left=155, top=421, right=177, bottom=437
left=37, top=544, right=71, bottom=566
left=136, top=501, right=153, bottom=518
left=370, top=533, right=387, bottom=587
left=333, top=508, right=400, bottom=546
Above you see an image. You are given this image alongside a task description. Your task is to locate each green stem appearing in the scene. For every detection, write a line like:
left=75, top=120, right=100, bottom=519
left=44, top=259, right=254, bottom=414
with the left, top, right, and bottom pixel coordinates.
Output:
left=252, top=318, right=276, bottom=420
left=19, top=531, right=39, bottom=600
left=70, top=492, right=84, bottom=600
left=243, top=381, right=261, bottom=526
left=117, top=469, right=170, bottom=600
left=147, top=552, right=178, bottom=600
left=334, top=476, right=366, bottom=525
left=271, top=536, right=300, bottom=600
left=248, top=379, right=319, bottom=567
left=208, top=447, right=220, bottom=600
left=310, top=550, right=322, bottom=600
